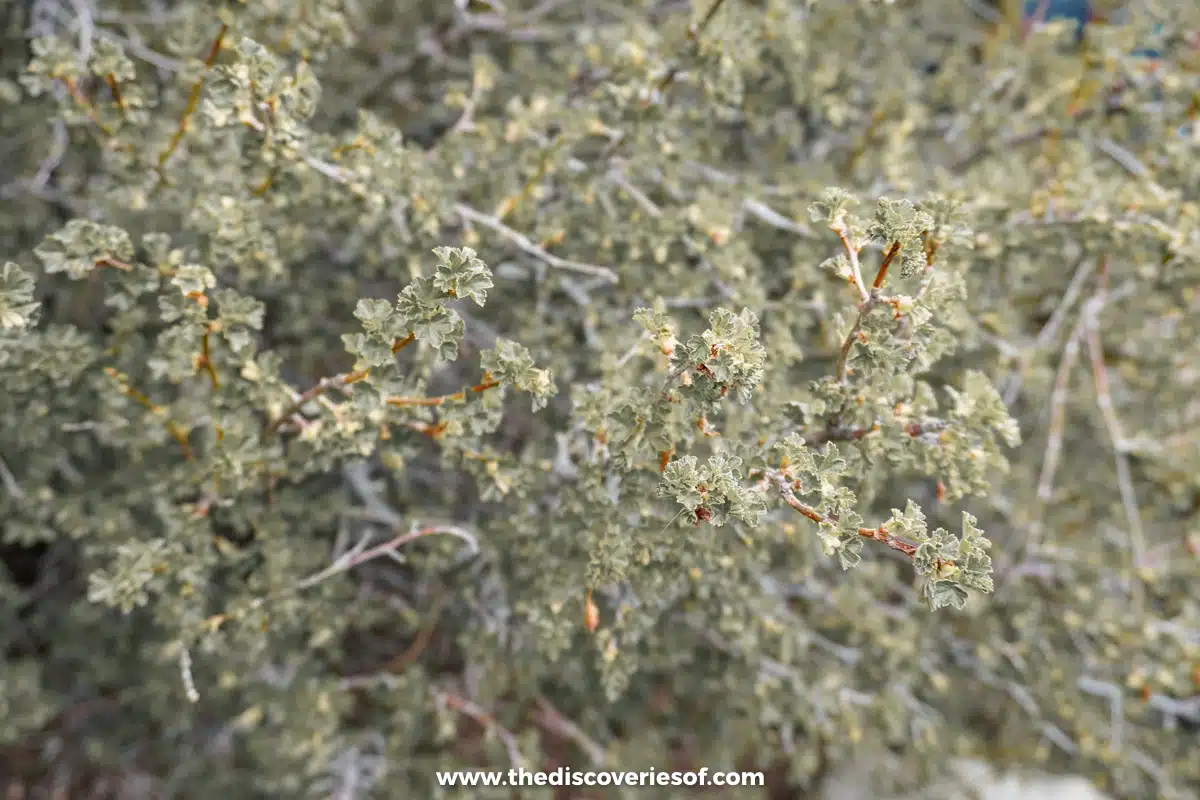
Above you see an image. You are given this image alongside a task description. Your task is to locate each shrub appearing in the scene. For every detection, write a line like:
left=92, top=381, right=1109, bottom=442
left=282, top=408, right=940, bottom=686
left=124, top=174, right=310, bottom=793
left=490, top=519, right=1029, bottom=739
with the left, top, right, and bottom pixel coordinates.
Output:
left=1, top=0, right=1197, bottom=797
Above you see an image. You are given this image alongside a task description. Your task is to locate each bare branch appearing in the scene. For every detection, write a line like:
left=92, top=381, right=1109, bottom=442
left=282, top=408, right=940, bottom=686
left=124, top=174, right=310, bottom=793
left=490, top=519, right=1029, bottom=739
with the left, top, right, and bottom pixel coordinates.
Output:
left=454, top=203, right=619, bottom=283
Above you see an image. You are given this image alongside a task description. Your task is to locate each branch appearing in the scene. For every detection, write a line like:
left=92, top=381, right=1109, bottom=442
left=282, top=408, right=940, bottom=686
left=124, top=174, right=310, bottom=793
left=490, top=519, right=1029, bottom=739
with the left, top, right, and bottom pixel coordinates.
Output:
left=199, top=327, right=219, bottom=389
left=741, top=198, right=812, bottom=237
left=833, top=223, right=870, bottom=303
left=382, top=584, right=446, bottom=674
left=1083, top=297, right=1147, bottom=599
left=831, top=234, right=904, bottom=382
left=386, top=376, right=499, bottom=407
left=1000, top=256, right=1098, bottom=406
left=103, top=367, right=193, bottom=459
left=268, top=333, right=414, bottom=430
left=434, top=690, right=524, bottom=768
left=454, top=203, right=619, bottom=283
left=154, top=22, right=228, bottom=180
left=872, top=241, right=902, bottom=290
left=296, top=524, right=480, bottom=590
left=771, top=472, right=921, bottom=560
left=531, top=695, right=608, bottom=766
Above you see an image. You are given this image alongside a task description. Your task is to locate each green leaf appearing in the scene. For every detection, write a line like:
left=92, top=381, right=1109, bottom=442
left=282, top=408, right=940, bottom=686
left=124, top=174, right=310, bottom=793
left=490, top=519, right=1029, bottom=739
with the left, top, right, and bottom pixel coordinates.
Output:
left=34, top=220, right=134, bottom=280
left=0, top=262, right=39, bottom=330
left=353, top=298, right=395, bottom=333
left=171, top=265, right=217, bottom=296
left=432, top=246, right=493, bottom=306
left=926, top=580, right=969, bottom=611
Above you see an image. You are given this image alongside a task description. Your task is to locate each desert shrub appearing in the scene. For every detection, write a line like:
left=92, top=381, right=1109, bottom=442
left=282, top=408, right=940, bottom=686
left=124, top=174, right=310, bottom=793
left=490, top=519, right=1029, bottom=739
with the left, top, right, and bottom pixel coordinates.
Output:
left=1, top=0, right=1197, bottom=797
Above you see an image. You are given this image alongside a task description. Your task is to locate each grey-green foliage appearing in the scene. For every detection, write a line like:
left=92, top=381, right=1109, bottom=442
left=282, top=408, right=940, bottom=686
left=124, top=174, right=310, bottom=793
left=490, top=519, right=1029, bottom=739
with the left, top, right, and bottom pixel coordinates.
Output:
left=1, top=0, right=1198, bottom=798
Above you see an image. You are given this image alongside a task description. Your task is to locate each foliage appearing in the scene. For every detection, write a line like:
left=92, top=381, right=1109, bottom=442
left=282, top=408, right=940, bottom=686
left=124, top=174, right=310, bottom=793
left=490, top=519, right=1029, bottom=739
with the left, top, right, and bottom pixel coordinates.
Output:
left=1, top=0, right=1198, bottom=797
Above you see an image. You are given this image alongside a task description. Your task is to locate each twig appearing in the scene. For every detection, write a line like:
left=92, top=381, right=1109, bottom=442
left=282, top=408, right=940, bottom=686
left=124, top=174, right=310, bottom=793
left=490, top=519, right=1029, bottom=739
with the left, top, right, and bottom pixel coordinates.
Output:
left=199, top=328, right=219, bottom=389
left=386, top=376, right=499, bottom=407
left=0, top=455, right=25, bottom=499
left=179, top=646, right=199, bottom=703
left=1002, top=256, right=1097, bottom=406
left=872, top=241, right=902, bottom=290
left=154, top=22, right=228, bottom=180
left=30, top=120, right=69, bottom=191
left=382, top=584, right=446, bottom=673
left=454, top=203, right=619, bottom=283
left=1027, top=308, right=1088, bottom=550
left=1082, top=297, right=1147, bottom=596
left=448, top=68, right=485, bottom=136
left=771, top=472, right=923, bottom=561
left=532, top=696, right=608, bottom=766
left=69, top=0, right=95, bottom=65
left=103, top=367, right=193, bottom=459
left=818, top=232, right=907, bottom=433
left=270, top=370, right=369, bottom=430
left=833, top=223, right=870, bottom=303
left=742, top=198, right=812, bottom=236
left=1077, top=675, right=1124, bottom=753
left=434, top=690, right=524, bottom=768
left=268, top=333, right=414, bottom=430
left=296, top=523, right=480, bottom=590
left=60, top=76, right=113, bottom=135
left=1095, top=137, right=1168, bottom=201
left=607, top=170, right=662, bottom=217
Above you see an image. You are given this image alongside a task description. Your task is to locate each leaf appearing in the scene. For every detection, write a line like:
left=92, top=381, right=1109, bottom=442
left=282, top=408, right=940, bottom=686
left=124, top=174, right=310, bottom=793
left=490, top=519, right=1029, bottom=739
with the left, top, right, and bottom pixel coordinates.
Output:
left=432, top=246, right=493, bottom=306
left=353, top=298, right=395, bottom=333
left=0, top=262, right=39, bottom=330
left=171, top=265, right=217, bottom=296
left=926, top=580, right=969, bottom=611
left=837, top=538, right=864, bottom=570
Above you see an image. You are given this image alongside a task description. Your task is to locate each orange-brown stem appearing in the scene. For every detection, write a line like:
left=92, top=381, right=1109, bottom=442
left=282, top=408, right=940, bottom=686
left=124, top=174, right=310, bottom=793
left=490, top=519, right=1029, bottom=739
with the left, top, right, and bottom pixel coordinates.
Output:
left=386, top=378, right=499, bottom=408
left=199, top=329, right=219, bottom=389
left=872, top=241, right=902, bottom=289
left=61, top=77, right=113, bottom=135
left=104, top=367, right=193, bottom=459
left=94, top=256, right=133, bottom=271
left=780, top=492, right=922, bottom=560
left=155, top=23, right=228, bottom=177
left=105, top=74, right=126, bottom=115
left=269, top=333, right=412, bottom=431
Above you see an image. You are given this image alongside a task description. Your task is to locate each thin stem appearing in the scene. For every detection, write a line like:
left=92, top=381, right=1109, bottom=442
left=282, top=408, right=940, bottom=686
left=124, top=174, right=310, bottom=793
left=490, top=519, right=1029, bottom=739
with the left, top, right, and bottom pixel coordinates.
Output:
left=105, top=74, right=126, bottom=116
left=1001, top=256, right=1097, bottom=405
left=831, top=235, right=903, bottom=382
left=95, top=256, right=132, bottom=271
left=296, top=524, right=479, bottom=590
left=60, top=76, right=114, bottom=136
left=532, top=695, right=608, bottom=766
left=872, top=241, right=902, bottom=290
left=834, top=226, right=870, bottom=303
left=270, top=370, right=369, bottom=431
left=386, top=378, right=499, bottom=407
left=773, top=473, right=923, bottom=561
left=269, top=333, right=414, bottom=430
left=434, top=691, right=524, bottom=768
left=834, top=319, right=865, bottom=383
left=199, top=328, right=219, bottom=389
left=155, top=23, right=228, bottom=180
left=1083, top=301, right=1147, bottom=602
left=454, top=203, right=619, bottom=283
left=103, top=367, right=193, bottom=459
left=383, top=584, right=446, bottom=673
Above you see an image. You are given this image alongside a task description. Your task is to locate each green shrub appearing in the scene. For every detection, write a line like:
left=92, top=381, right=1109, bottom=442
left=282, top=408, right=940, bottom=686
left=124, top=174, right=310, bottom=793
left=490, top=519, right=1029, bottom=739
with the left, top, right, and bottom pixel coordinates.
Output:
left=1, top=0, right=1197, bottom=797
